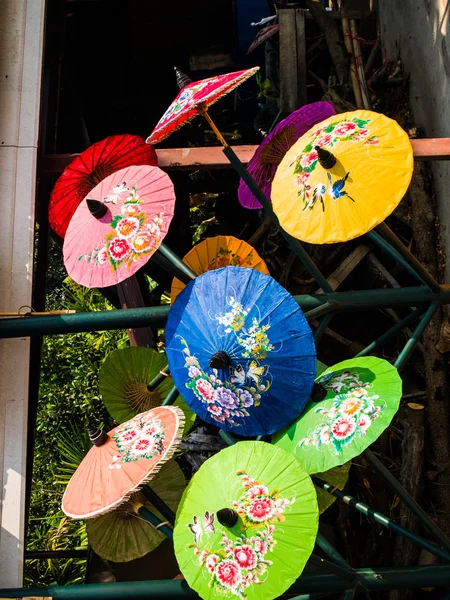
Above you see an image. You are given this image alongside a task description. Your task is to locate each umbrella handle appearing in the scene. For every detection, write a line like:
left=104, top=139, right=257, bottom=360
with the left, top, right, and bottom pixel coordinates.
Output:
left=217, top=508, right=239, bottom=527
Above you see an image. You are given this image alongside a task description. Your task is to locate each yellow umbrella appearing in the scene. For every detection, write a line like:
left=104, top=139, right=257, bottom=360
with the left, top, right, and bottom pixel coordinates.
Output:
left=271, top=110, right=413, bottom=245
left=170, top=235, right=269, bottom=302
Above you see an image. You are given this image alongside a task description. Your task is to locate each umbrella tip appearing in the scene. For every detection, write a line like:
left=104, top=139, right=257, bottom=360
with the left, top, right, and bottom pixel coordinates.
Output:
left=217, top=508, right=239, bottom=528
left=209, top=351, right=230, bottom=370
left=315, top=146, right=337, bottom=170
left=86, top=198, right=108, bottom=219
left=87, top=425, right=109, bottom=447
left=174, top=66, right=192, bottom=90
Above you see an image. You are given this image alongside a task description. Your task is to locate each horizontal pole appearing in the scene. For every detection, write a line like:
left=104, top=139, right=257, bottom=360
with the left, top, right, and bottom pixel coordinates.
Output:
left=4, top=566, right=450, bottom=597
left=38, top=139, right=450, bottom=175
left=312, top=477, right=450, bottom=563
left=3, top=286, right=450, bottom=339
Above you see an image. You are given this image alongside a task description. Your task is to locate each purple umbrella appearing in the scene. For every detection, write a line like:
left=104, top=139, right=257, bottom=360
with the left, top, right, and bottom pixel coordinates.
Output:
left=238, top=102, right=336, bottom=210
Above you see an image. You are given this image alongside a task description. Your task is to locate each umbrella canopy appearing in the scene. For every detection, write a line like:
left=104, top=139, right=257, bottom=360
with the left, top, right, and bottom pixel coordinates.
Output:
left=273, top=356, right=402, bottom=474
left=63, top=165, right=175, bottom=288
left=146, top=67, right=259, bottom=145
left=165, top=266, right=316, bottom=436
left=99, top=346, right=195, bottom=431
left=61, top=406, right=184, bottom=519
left=271, top=110, right=414, bottom=244
left=170, top=236, right=270, bottom=302
left=86, top=459, right=185, bottom=562
left=49, top=134, right=157, bottom=238
left=174, top=441, right=318, bottom=600
left=238, top=102, right=335, bottom=209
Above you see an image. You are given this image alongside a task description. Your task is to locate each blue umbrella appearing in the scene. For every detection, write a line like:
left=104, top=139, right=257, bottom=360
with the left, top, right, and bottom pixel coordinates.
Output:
left=165, top=266, right=316, bottom=436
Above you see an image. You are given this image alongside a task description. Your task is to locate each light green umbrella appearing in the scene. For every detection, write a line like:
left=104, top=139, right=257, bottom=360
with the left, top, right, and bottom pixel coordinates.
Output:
left=273, top=356, right=402, bottom=474
left=174, top=441, right=318, bottom=600
left=99, top=346, right=195, bottom=432
left=86, top=459, right=185, bottom=562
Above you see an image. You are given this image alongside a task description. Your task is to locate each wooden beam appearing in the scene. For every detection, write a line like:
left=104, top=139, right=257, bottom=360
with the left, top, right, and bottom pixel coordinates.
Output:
left=39, top=139, right=450, bottom=176
left=410, top=138, right=450, bottom=161
left=279, top=8, right=307, bottom=113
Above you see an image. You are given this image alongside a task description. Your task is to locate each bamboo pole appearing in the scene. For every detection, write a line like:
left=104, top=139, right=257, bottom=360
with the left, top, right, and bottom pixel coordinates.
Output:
left=341, top=12, right=363, bottom=108
left=350, top=19, right=372, bottom=109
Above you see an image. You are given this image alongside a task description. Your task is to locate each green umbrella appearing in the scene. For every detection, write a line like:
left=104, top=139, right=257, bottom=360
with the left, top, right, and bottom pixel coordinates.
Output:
left=86, top=459, right=185, bottom=562
left=174, top=441, right=318, bottom=600
left=315, top=462, right=351, bottom=514
left=99, top=346, right=195, bottom=431
left=273, top=356, right=401, bottom=474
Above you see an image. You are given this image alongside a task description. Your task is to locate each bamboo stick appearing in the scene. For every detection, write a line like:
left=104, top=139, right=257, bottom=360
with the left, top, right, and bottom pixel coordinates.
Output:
left=350, top=19, right=372, bottom=109
left=341, top=12, right=363, bottom=108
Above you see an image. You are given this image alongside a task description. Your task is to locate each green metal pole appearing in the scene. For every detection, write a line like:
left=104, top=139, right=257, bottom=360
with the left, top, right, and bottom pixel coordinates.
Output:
left=316, top=533, right=353, bottom=572
left=161, top=385, right=179, bottom=406
left=308, top=554, right=355, bottom=582
left=355, top=306, right=427, bottom=357
left=141, top=484, right=176, bottom=525
left=219, top=430, right=238, bottom=445
left=222, top=145, right=334, bottom=294
left=313, top=313, right=333, bottom=343
left=376, top=222, right=441, bottom=293
left=5, top=566, right=450, bottom=597
left=158, top=243, right=197, bottom=281
left=312, top=477, right=450, bottom=563
left=367, top=230, right=428, bottom=287
left=138, top=505, right=173, bottom=539
left=152, top=250, right=193, bottom=285
left=3, top=286, right=450, bottom=339
left=304, top=303, right=337, bottom=321
left=363, top=448, right=450, bottom=554
left=147, top=365, right=171, bottom=392
left=394, top=302, right=438, bottom=371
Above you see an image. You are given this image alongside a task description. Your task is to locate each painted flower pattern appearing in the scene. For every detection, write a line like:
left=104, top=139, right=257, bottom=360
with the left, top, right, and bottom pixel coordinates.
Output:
left=188, top=471, right=294, bottom=599
left=78, top=182, right=165, bottom=271
left=180, top=339, right=270, bottom=427
left=289, top=116, right=380, bottom=210
left=236, top=318, right=274, bottom=361
left=109, top=415, right=165, bottom=469
left=208, top=247, right=255, bottom=270
left=298, top=370, right=385, bottom=454
left=216, top=297, right=248, bottom=333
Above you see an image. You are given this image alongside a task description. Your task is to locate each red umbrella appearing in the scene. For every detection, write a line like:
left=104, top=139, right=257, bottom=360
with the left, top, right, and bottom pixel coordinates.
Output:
left=49, top=134, right=157, bottom=238
left=146, top=67, right=259, bottom=145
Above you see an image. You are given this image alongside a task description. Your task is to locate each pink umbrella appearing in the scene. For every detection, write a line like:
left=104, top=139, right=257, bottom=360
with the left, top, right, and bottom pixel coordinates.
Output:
left=63, top=165, right=175, bottom=288
left=238, top=102, right=336, bottom=209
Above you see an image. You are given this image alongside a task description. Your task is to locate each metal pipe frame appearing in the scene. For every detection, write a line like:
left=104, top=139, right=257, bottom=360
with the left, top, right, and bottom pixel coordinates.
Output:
left=138, top=506, right=173, bottom=540
left=312, top=477, right=450, bottom=563
left=141, top=485, right=176, bottom=525
left=4, top=285, right=450, bottom=339
left=158, top=243, right=197, bottom=281
left=147, top=365, right=170, bottom=392
left=363, top=448, right=450, bottom=554
left=4, top=565, right=450, bottom=597
left=376, top=222, right=441, bottom=293
left=221, top=145, right=334, bottom=294
left=394, top=302, right=439, bottom=370
left=367, top=230, right=428, bottom=287
left=355, top=305, right=427, bottom=357
left=161, top=385, right=178, bottom=406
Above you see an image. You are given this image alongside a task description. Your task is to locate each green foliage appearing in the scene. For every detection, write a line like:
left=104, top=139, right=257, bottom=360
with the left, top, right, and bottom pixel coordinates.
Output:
left=27, top=242, right=127, bottom=585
